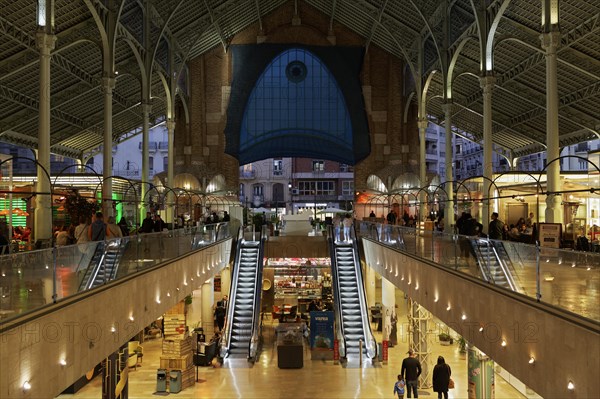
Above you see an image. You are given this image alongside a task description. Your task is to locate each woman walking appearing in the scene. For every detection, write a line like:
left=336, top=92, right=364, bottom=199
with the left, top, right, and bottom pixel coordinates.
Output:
left=432, top=356, right=451, bottom=399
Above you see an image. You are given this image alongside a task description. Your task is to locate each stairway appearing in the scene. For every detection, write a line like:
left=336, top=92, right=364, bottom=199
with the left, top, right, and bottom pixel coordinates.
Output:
left=471, top=240, right=511, bottom=289
left=228, top=243, right=260, bottom=355
left=334, top=244, right=368, bottom=357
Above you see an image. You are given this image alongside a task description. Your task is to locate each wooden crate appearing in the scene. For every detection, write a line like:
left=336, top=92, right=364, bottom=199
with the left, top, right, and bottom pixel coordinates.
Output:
left=165, top=366, right=196, bottom=390
left=182, top=366, right=196, bottom=389
left=162, top=337, right=192, bottom=356
left=163, top=314, right=186, bottom=338
left=165, top=301, right=185, bottom=315
left=160, top=354, right=193, bottom=370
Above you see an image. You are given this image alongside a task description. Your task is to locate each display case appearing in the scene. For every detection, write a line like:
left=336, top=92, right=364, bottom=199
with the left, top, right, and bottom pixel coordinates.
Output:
left=276, top=323, right=305, bottom=369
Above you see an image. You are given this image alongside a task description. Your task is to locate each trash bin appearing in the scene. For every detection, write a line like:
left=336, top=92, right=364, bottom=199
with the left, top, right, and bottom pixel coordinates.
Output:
left=377, top=343, right=383, bottom=363
left=156, top=369, right=167, bottom=392
left=169, top=370, right=182, bottom=393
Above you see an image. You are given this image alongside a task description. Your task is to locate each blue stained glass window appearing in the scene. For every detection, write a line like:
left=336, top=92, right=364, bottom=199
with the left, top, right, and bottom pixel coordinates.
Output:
left=240, top=48, right=353, bottom=156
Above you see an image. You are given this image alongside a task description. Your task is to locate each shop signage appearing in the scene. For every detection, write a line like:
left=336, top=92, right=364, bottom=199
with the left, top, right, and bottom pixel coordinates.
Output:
left=538, top=223, right=562, bottom=248
left=310, top=311, right=334, bottom=360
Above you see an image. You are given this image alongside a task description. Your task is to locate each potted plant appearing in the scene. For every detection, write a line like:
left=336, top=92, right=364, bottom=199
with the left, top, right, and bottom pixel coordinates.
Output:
left=457, top=336, right=467, bottom=353
left=438, top=333, right=453, bottom=345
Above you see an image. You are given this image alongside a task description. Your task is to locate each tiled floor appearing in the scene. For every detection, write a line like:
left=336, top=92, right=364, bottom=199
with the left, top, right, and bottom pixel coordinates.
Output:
left=57, top=307, right=526, bottom=399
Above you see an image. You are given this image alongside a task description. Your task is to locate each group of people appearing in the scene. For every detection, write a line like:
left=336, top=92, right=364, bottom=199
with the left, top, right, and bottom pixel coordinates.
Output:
left=489, top=211, right=536, bottom=243
left=55, top=212, right=130, bottom=246
left=332, top=214, right=354, bottom=242
left=395, top=350, right=452, bottom=399
left=368, top=209, right=418, bottom=228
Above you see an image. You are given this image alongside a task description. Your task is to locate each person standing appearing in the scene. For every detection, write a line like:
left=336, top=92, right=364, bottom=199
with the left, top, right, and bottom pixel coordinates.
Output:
left=432, top=356, right=451, bottom=399
left=223, top=211, right=230, bottom=222
left=333, top=215, right=341, bottom=242
left=75, top=215, right=90, bottom=244
left=526, top=212, right=534, bottom=228
left=387, top=210, right=397, bottom=225
left=369, top=210, right=376, bottom=218
left=488, top=212, right=504, bottom=240
left=214, top=297, right=227, bottom=332
left=153, top=214, right=165, bottom=232
left=118, top=217, right=130, bottom=236
left=401, top=349, right=422, bottom=398
left=88, top=212, right=106, bottom=241
left=106, top=216, right=123, bottom=238
left=140, top=212, right=154, bottom=233
left=55, top=226, right=70, bottom=246
left=342, top=214, right=353, bottom=242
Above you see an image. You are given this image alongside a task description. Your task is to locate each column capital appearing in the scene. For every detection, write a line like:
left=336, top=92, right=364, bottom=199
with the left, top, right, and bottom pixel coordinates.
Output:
left=479, top=75, right=496, bottom=93
left=540, top=31, right=561, bottom=52
left=417, top=119, right=428, bottom=130
left=35, top=32, right=56, bottom=53
left=166, top=120, right=176, bottom=132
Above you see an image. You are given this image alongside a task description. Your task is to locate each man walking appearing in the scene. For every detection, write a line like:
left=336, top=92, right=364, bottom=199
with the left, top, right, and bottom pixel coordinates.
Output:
left=401, top=348, right=422, bottom=398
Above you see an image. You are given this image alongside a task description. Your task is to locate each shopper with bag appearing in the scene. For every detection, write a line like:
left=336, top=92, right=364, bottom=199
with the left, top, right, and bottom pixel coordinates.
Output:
left=432, top=355, right=452, bottom=399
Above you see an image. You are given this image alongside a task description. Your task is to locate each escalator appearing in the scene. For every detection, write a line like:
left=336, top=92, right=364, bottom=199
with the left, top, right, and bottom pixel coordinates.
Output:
left=471, top=239, right=519, bottom=292
left=222, top=226, right=267, bottom=360
left=78, top=239, right=128, bottom=291
left=328, top=226, right=377, bottom=362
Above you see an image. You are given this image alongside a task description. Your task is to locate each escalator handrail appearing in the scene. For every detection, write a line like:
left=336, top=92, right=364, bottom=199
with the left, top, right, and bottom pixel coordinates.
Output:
left=76, top=241, right=100, bottom=291
left=248, top=225, right=268, bottom=360
left=350, top=224, right=378, bottom=359
left=221, top=226, right=244, bottom=357
left=471, top=239, right=494, bottom=283
left=489, top=240, right=519, bottom=292
left=106, top=237, right=129, bottom=281
left=84, top=241, right=108, bottom=289
left=326, top=225, right=348, bottom=360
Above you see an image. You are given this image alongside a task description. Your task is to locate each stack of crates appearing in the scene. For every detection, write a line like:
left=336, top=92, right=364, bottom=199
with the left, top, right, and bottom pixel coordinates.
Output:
left=160, top=336, right=196, bottom=390
left=163, top=302, right=186, bottom=338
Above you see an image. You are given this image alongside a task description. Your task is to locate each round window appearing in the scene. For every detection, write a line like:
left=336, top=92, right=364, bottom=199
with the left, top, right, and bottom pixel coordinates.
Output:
left=285, top=61, right=307, bottom=83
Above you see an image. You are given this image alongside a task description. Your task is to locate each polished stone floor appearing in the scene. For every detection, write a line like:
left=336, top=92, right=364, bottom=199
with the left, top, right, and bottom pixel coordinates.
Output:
left=57, top=305, right=528, bottom=399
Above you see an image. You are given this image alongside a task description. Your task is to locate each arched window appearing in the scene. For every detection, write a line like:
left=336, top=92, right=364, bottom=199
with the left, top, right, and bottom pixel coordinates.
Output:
left=237, top=48, right=355, bottom=163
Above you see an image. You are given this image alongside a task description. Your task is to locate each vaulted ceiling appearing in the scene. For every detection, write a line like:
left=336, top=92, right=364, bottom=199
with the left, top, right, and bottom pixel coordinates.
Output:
left=0, top=0, right=598, bottom=161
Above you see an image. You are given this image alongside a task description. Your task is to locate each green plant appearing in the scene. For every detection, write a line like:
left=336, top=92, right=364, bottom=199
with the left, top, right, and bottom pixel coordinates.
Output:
left=184, top=295, right=193, bottom=305
left=457, top=336, right=467, bottom=353
left=64, top=189, right=98, bottom=224
left=438, top=333, right=451, bottom=341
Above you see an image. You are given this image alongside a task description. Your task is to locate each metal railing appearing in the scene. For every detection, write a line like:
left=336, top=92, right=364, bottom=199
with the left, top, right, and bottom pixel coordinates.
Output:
left=0, top=222, right=231, bottom=322
left=327, top=225, right=348, bottom=360
left=350, top=225, right=377, bottom=359
left=249, top=225, right=268, bottom=361
left=356, top=220, right=600, bottom=322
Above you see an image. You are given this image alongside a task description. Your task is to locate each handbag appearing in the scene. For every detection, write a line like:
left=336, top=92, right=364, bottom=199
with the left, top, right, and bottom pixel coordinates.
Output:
left=448, top=378, right=455, bottom=389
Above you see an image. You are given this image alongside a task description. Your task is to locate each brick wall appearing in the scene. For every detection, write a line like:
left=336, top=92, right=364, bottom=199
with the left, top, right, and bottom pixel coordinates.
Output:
left=177, top=1, right=419, bottom=194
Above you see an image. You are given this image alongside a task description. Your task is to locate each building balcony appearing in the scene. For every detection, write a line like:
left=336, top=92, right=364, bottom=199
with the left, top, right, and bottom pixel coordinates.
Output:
left=158, top=141, right=169, bottom=151
left=240, top=170, right=256, bottom=179
left=114, top=169, right=141, bottom=177
left=138, top=142, right=158, bottom=151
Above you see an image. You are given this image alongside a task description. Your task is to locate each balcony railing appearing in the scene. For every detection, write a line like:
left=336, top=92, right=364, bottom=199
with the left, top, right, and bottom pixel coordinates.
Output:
left=138, top=142, right=158, bottom=151
left=0, top=223, right=231, bottom=323
left=240, top=170, right=256, bottom=179
left=114, top=169, right=141, bottom=177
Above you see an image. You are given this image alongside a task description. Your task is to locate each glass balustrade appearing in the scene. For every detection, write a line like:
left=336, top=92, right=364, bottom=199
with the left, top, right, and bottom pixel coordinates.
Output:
left=0, top=223, right=231, bottom=322
left=356, top=220, right=600, bottom=322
